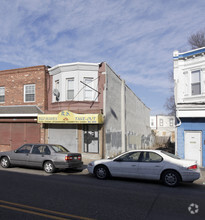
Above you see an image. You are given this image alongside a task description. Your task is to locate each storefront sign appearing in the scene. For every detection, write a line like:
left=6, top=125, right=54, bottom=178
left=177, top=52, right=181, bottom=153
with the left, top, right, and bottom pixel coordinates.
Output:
left=37, top=111, right=104, bottom=124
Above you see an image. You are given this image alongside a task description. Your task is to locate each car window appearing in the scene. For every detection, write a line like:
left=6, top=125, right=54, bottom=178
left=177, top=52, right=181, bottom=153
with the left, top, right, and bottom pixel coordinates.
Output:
left=32, top=145, right=51, bottom=155
left=140, top=152, right=163, bottom=163
left=161, top=150, right=181, bottom=159
left=16, top=145, right=32, bottom=153
left=50, top=145, right=69, bottom=153
left=116, top=152, right=141, bottom=162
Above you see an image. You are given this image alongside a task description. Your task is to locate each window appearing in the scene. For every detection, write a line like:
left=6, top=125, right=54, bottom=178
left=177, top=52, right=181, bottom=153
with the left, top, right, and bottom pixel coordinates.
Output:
left=140, top=152, right=163, bottom=162
left=55, top=80, right=59, bottom=90
left=16, top=145, right=32, bottom=153
left=84, top=125, right=99, bottom=153
left=84, top=78, right=93, bottom=100
left=191, top=70, right=201, bottom=95
left=24, top=84, right=35, bottom=102
left=115, top=152, right=141, bottom=162
left=0, top=87, right=5, bottom=103
left=170, top=118, right=174, bottom=127
left=67, top=78, right=74, bottom=100
left=159, top=119, right=163, bottom=127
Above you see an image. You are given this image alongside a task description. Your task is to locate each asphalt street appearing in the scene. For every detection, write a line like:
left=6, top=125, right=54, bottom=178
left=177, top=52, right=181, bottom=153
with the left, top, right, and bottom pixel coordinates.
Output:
left=0, top=166, right=205, bottom=220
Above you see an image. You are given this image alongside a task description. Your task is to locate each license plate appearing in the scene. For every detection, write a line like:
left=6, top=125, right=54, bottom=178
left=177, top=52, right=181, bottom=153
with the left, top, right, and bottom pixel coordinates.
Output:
left=74, top=157, right=77, bottom=160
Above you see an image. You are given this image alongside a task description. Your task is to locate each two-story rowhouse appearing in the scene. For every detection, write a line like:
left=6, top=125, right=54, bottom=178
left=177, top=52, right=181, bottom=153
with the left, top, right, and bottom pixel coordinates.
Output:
left=0, top=66, right=49, bottom=152
left=38, top=62, right=151, bottom=162
left=150, top=115, right=175, bottom=143
left=173, top=47, right=205, bottom=167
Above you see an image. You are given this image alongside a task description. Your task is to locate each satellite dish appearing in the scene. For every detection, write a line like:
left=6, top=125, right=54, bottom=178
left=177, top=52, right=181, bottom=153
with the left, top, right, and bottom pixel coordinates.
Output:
left=53, top=89, right=60, bottom=101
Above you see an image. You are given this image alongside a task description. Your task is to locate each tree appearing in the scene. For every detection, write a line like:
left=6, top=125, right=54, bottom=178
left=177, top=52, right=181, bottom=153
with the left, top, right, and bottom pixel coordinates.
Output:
left=188, top=29, right=205, bottom=49
left=164, top=71, right=176, bottom=116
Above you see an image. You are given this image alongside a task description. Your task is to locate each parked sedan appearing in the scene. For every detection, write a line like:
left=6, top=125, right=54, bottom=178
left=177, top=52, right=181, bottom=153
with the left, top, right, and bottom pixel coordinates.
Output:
left=87, top=150, right=200, bottom=186
left=0, top=144, right=83, bottom=173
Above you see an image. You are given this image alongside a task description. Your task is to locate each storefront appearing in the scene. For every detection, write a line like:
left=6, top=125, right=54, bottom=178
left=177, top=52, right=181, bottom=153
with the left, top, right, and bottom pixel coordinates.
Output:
left=38, top=111, right=104, bottom=162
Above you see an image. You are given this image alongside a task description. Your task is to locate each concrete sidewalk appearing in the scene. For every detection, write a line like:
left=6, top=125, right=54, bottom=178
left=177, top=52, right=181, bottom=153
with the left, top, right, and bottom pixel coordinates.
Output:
left=197, top=168, right=205, bottom=185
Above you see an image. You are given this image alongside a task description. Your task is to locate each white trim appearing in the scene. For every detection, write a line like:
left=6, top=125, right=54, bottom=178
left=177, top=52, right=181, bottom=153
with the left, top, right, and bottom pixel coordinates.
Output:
left=0, top=114, right=38, bottom=117
left=177, top=110, right=205, bottom=118
left=24, top=84, right=36, bottom=103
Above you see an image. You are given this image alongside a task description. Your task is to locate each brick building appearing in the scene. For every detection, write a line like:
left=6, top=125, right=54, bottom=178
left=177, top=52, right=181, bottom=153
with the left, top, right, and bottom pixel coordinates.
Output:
left=0, top=62, right=151, bottom=163
left=0, top=65, right=49, bottom=151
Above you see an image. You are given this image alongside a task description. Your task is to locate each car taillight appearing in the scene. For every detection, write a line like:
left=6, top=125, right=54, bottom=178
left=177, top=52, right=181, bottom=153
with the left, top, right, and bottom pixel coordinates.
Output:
left=65, top=156, right=72, bottom=161
left=78, top=155, right=81, bottom=160
left=187, top=165, right=198, bottom=170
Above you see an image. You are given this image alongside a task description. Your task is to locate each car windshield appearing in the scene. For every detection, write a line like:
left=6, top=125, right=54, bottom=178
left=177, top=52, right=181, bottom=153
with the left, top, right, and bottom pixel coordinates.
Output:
left=161, top=150, right=181, bottom=159
left=50, top=145, right=69, bottom=153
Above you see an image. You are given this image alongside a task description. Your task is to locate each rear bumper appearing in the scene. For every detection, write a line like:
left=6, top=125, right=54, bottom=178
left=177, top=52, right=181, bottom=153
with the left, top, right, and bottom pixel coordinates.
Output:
left=54, top=161, right=83, bottom=169
left=181, top=170, right=200, bottom=182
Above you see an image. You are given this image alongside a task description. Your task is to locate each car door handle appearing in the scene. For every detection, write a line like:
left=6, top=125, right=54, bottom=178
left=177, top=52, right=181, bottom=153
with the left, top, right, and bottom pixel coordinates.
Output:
left=131, top=165, right=136, bottom=167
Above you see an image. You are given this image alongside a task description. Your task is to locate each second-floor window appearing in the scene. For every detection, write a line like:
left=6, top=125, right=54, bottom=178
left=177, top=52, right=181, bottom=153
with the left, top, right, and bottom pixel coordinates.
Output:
left=170, top=118, right=174, bottom=126
left=159, top=119, right=163, bottom=127
left=0, top=87, right=5, bottom=103
left=84, top=78, right=93, bottom=100
left=24, top=84, right=35, bottom=102
left=67, top=78, right=74, bottom=100
left=191, top=70, right=201, bottom=96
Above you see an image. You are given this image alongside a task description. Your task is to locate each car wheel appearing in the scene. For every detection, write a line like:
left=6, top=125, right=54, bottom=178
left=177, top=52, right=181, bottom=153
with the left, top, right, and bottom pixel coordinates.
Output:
left=0, top=157, right=11, bottom=168
left=43, top=161, right=56, bottom=173
left=162, top=170, right=180, bottom=187
left=94, top=165, right=109, bottom=179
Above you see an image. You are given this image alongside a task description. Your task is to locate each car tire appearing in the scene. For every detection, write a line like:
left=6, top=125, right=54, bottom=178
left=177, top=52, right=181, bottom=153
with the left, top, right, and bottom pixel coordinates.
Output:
left=0, top=157, right=11, bottom=168
left=43, top=161, right=56, bottom=173
left=162, top=170, right=180, bottom=187
left=94, top=165, right=109, bottom=180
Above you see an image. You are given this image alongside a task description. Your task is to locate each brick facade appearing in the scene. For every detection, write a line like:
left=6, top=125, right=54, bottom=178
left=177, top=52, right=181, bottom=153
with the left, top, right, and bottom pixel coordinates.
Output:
left=0, top=65, right=49, bottom=149
left=0, top=65, right=48, bottom=111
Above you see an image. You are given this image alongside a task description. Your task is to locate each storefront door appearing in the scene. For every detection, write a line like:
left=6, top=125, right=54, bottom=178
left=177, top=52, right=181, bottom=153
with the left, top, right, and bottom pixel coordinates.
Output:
left=84, top=125, right=99, bottom=153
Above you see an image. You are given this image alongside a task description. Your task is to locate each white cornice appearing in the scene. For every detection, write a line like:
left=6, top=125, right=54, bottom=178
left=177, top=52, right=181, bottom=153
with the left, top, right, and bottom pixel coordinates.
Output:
left=49, top=62, right=99, bottom=75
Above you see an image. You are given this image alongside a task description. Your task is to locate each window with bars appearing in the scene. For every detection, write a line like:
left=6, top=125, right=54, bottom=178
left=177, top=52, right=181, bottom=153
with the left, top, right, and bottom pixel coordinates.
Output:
left=0, top=87, right=5, bottom=103
left=24, top=84, right=35, bottom=102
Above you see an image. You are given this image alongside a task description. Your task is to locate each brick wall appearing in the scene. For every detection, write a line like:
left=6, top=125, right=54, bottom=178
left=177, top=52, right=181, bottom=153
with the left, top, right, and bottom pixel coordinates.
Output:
left=0, top=65, right=48, bottom=111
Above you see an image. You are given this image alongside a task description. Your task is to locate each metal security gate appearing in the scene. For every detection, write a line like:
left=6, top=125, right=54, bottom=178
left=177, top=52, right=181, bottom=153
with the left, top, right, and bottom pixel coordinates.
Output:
left=48, top=124, right=77, bottom=152
left=0, top=122, right=41, bottom=151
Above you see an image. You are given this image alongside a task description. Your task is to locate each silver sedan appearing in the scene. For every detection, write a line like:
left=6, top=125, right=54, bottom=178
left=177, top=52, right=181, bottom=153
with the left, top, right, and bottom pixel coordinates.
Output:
left=0, top=144, right=83, bottom=173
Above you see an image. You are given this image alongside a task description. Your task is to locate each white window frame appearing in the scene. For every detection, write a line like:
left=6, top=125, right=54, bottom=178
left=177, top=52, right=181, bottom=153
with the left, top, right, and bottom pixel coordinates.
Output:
left=66, top=78, right=74, bottom=100
left=84, top=77, right=93, bottom=101
left=0, top=87, right=5, bottom=103
left=159, top=119, right=163, bottom=127
left=191, top=70, right=201, bottom=96
left=170, top=118, right=174, bottom=127
left=24, top=84, right=35, bottom=102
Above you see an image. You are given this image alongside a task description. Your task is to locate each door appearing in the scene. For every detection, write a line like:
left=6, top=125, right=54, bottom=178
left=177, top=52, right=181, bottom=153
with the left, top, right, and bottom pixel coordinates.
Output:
left=48, top=124, right=77, bottom=152
left=138, top=152, right=164, bottom=180
left=11, top=144, right=32, bottom=166
left=184, top=131, right=202, bottom=166
left=28, top=145, right=51, bottom=167
left=84, top=125, right=99, bottom=153
left=109, top=151, right=141, bottom=178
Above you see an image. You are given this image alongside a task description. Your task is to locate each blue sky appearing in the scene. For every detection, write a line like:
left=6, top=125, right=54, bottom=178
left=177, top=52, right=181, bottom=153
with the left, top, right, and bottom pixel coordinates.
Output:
left=0, top=0, right=205, bottom=115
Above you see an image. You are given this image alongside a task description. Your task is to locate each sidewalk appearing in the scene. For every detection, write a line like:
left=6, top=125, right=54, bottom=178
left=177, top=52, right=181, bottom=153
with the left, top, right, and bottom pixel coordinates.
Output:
left=196, top=168, right=205, bottom=185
